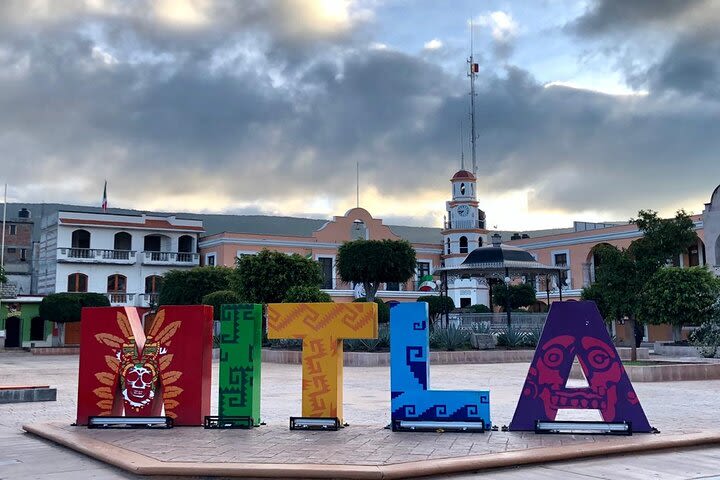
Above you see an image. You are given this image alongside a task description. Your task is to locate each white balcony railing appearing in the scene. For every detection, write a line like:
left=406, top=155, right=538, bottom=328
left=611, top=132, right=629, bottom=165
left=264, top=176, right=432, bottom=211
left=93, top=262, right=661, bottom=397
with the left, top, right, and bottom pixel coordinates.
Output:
left=141, top=251, right=200, bottom=266
left=57, top=248, right=137, bottom=264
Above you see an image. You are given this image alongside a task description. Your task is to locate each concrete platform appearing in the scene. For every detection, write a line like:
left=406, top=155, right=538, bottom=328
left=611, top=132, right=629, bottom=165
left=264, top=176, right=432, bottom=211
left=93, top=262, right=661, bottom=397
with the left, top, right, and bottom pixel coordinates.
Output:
left=23, top=422, right=720, bottom=479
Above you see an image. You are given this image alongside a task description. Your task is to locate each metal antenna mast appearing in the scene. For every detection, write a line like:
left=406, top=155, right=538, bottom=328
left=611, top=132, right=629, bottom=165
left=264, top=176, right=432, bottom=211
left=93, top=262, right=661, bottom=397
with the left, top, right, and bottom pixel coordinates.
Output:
left=468, top=19, right=478, bottom=176
left=460, top=120, right=465, bottom=170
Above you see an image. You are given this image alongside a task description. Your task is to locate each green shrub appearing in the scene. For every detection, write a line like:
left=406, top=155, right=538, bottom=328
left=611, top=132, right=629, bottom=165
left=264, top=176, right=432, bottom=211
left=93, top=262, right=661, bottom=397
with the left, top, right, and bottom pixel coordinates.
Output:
left=268, top=338, right=303, bottom=350
left=469, top=304, right=491, bottom=313
left=39, top=293, right=110, bottom=323
left=283, top=286, right=332, bottom=303
left=202, top=290, right=242, bottom=320
left=345, top=324, right=390, bottom=352
left=689, top=315, right=720, bottom=358
left=159, top=266, right=234, bottom=305
left=353, top=297, right=390, bottom=323
left=430, top=326, right=471, bottom=351
left=495, top=327, right=529, bottom=348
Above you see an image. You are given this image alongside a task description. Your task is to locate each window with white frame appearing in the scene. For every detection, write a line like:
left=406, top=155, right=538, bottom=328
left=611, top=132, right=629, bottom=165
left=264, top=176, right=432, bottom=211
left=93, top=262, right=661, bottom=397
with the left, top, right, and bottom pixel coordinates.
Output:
left=417, top=261, right=431, bottom=278
left=552, top=250, right=571, bottom=289
left=318, top=257, right=334, bottom=289
left=205, top=253, right=216, bottom=267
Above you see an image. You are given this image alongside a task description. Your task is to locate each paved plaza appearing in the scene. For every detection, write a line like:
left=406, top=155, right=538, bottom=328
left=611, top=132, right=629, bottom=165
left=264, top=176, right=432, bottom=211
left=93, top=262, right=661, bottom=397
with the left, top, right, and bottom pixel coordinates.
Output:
left=3, top=352, right=720, bottom=478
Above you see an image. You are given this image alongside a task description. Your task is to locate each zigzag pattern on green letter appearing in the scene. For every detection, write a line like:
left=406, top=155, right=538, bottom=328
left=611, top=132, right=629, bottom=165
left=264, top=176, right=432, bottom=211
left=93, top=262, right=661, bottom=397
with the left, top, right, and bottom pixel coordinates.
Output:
left=219, top=304, right=262, bottom=424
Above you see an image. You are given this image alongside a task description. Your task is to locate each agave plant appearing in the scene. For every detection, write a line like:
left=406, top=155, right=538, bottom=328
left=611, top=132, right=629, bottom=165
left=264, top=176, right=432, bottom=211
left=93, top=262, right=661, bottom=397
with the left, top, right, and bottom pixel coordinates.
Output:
left=430, top=325, right=471, bottom=351
left=495, top=326, right=528, bottom=348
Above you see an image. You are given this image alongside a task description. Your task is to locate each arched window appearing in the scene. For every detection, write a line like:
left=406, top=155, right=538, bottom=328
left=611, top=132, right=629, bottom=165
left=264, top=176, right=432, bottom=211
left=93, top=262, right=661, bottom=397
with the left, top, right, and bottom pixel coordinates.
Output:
left=70, top=229, right=91, bottom=258
left=351, top=220, right=368, bottom=240
left=114, top=232, right=132, bottom=250
left=460, top=183, right=466, bottom=195
left=178, top=235, right=194, bottom=262
left=112, top=232, right=132, bottom=260
left=459, top=236, right=468, bottom=254
left=107, top=274, right=127, bottom=303
left=145, top=275, right=163, bottom=304
left=446, top=238, right=451, bottom=254
left=67, top=273, right=88, bottom=292
left=145, top=275, right=163, bottom=294
left=478, top=237, right=483, bottom=247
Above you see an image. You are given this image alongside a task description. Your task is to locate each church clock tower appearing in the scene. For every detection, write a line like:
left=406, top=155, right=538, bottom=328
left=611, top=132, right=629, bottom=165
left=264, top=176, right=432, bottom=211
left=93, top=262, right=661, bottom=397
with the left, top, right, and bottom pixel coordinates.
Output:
left=441, top=169, right=489, bottom=307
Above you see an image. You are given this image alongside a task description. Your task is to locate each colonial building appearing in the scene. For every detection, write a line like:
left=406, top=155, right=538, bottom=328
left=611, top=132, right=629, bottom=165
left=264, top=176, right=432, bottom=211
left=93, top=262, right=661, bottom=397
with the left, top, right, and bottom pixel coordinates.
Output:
left=199, top=207, right=443, bottom=302
left=36, top=211, right=203, bottom=306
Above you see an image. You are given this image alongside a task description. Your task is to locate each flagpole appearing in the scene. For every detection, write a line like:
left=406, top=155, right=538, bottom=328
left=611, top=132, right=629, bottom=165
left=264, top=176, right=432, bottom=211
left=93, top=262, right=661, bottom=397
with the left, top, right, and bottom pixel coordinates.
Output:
left=1, top=184, right=6, bottom=323
left=1, top=184, right=6, bottom=271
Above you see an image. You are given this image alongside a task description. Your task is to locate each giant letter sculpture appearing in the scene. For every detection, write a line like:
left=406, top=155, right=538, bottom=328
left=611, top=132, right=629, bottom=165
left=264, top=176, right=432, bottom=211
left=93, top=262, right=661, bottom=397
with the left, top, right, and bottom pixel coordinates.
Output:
left=510, top=301, right=652, bottom=432
left=218, top=304, right=262, bottom=425
left=76, top=305, right=213, bottom=426
left=390, top=303, right=491, bottom=430
left=267, top=303, right=377, bottom=422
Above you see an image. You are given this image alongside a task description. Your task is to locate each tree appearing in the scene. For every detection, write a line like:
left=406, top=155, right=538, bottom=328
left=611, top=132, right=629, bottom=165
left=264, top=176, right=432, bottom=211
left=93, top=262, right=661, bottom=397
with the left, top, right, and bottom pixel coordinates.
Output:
left=39, top=293, right=110, bottom=323
left=336, top=239, right=417, bottom=301
left=202, top=290, right=242, bottom=321
left=158, top=266, right=233, bottom=306
left=492, top=283, right=537, bottom=311
left=231, top=249, right=323, bottom=304
left=632, top=209, right=697, bottom=271
left=639, top=267, right=720, bottom=342
left=417, top=295, right=455, bottom=328
left=0, top=265, right=6, bottom=284
left=581, top=210, right=698, bottom=360
left=283, top=286, right=332, bottom=303
left=354, top=297, right=390, bottom=323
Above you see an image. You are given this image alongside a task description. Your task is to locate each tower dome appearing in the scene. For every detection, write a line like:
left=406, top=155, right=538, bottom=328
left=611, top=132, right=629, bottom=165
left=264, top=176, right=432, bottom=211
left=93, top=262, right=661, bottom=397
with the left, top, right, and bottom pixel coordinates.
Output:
left=451, top=170, right=476, bottom=182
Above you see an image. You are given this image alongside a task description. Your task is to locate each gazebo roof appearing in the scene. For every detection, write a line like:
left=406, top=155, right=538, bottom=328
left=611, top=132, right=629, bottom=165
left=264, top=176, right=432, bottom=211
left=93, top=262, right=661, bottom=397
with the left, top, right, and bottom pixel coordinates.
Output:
left=434, top=244, right=567, bottom=276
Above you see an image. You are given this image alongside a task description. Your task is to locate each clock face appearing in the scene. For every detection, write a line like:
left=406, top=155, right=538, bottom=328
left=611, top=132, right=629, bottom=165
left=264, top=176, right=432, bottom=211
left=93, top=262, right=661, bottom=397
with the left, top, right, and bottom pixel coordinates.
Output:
left=457, top=205, right=469, bottom=217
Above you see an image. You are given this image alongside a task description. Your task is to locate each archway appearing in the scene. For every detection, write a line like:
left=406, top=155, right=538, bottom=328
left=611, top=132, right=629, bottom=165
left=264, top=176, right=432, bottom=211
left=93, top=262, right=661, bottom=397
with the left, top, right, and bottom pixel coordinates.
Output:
left=586, top=243, right=613, bottom=284
left=70, top=229, right=91, bottom=258
left=5, top=317, right=21, bottom=348
left=178, top=235, right=194, bottom=262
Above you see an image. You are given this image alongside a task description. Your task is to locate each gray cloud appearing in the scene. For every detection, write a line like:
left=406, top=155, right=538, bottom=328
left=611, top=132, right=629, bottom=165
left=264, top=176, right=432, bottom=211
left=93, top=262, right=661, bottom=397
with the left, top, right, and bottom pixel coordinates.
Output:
left=571, top=0, right=709, bottom=36
left=1, top=0, right=719, bottom=225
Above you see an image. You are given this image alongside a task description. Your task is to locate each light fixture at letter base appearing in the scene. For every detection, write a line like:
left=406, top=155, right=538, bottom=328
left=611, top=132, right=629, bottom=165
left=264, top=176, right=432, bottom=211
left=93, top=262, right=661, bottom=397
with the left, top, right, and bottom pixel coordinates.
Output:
left=393, top=419, right=485, bottom=433
left=87, top=416, right=173, bottom=429
left=289, top=417, right=340, bottom=431
left=204, top=416, right=254, bottom=429
left=534, top=420, right=631, bottom=435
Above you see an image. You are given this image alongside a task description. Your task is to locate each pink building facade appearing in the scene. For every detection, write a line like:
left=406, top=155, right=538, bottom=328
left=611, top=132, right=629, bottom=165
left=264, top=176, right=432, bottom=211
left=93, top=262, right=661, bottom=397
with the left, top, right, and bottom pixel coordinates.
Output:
left=198, top=207, right=443, bottom=303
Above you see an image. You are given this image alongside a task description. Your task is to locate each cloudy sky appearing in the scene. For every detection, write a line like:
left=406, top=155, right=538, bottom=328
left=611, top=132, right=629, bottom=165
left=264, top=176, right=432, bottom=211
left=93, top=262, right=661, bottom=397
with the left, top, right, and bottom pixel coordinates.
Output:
left=1, top=0, right=719, bottom=230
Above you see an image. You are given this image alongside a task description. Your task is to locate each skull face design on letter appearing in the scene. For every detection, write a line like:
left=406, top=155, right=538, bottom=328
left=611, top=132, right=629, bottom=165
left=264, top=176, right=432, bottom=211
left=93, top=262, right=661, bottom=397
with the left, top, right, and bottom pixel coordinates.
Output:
left=524, top=334, right=625, bottom=420
left=121, top=363, right=157, bottom=409
left=119, top=339, right=160, bottom=415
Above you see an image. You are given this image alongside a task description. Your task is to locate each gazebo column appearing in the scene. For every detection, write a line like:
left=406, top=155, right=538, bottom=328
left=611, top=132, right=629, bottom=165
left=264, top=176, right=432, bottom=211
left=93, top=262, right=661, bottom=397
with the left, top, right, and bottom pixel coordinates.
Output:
left=504, top=267, right=512, bottom=330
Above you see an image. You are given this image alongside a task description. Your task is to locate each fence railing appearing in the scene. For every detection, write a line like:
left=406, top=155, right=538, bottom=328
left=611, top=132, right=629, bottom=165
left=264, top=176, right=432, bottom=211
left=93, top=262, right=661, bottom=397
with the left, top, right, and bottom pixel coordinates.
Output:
left=321, top=278, right=439, bottom=293
left=448, top=312, right=547, bottom=333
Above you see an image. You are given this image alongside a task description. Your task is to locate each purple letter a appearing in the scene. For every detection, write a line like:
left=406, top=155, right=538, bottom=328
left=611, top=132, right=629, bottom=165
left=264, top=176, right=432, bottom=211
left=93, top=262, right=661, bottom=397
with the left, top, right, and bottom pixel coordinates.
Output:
left=510, top=301, right=652, bottom=432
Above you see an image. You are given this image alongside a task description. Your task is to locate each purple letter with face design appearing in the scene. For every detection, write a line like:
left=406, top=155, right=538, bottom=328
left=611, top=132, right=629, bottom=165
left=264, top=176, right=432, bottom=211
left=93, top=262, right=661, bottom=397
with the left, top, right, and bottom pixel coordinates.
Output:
left=509, top=301, right=652, bottom=432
